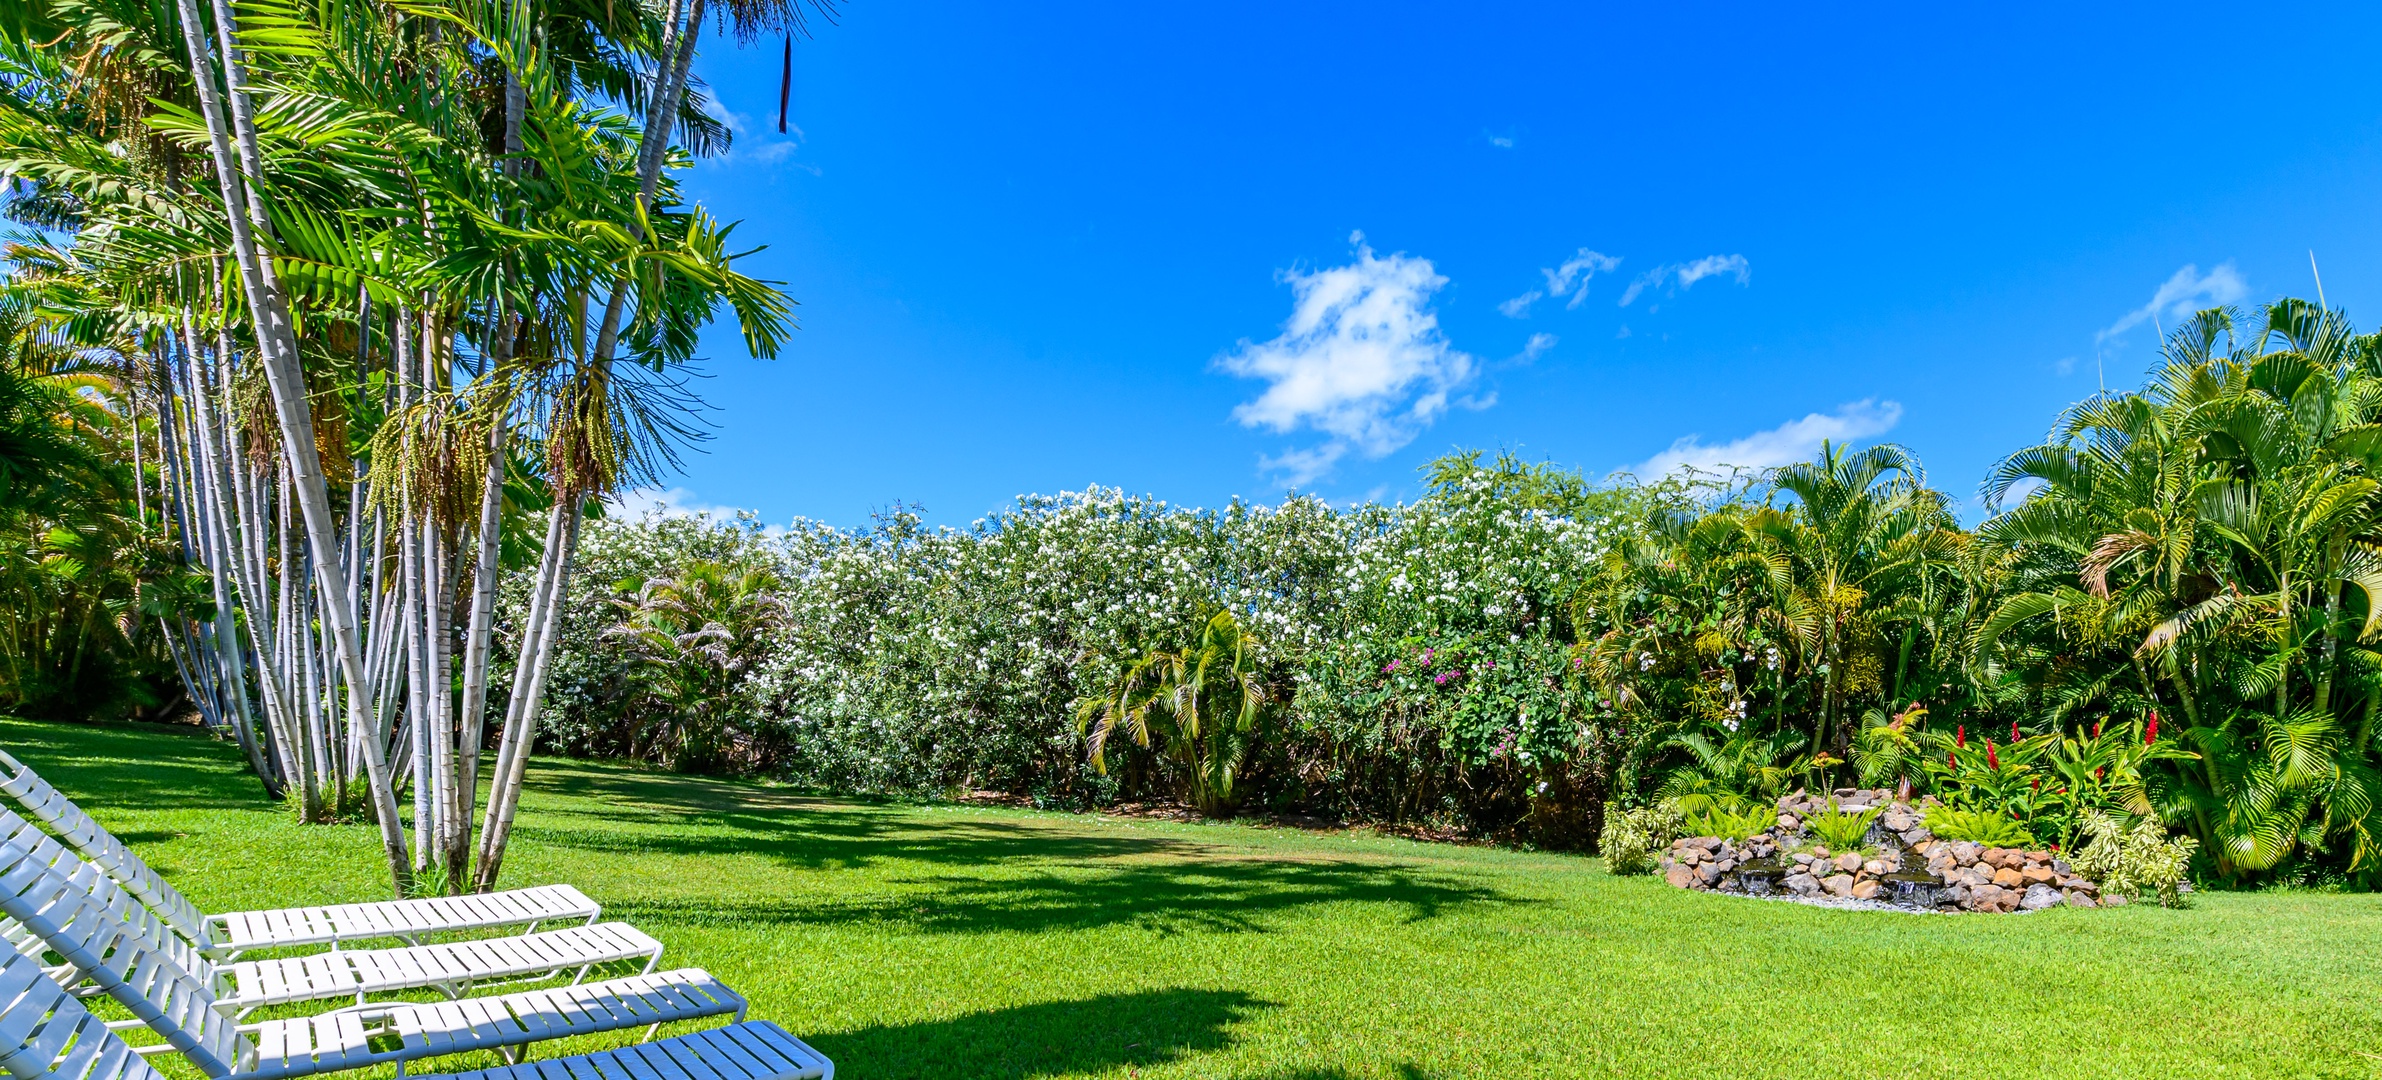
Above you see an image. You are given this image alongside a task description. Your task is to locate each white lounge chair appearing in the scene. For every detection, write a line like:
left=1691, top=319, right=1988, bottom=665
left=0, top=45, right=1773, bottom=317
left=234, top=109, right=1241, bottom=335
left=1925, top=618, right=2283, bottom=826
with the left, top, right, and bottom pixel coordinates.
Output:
left=0, top=951, right=833, bottom=1080
left=0, top=837, right=822, bottom=1080
left=0, top=752, right=601, bottom=957
left=0, top=814, right=663, bottom=1016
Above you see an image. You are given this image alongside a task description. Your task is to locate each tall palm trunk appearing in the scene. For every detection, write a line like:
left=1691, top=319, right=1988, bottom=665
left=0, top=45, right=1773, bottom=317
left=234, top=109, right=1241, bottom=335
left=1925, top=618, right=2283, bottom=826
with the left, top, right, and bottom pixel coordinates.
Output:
left=175, top=0, right=409, bottom=893
left=472, top=0, right=704, bottom=891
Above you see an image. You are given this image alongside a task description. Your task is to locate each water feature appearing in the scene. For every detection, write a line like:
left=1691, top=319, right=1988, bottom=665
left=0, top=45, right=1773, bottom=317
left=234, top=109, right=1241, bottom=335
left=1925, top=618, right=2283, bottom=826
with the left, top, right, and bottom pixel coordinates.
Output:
left=1881, top=869, right=1942, bottom=908
left=1733, top=857, right=1785, bottom=896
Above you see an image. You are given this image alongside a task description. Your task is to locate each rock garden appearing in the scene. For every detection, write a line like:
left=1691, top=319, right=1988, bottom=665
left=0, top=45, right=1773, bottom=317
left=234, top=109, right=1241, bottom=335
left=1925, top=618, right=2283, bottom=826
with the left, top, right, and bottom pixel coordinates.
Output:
left=1654, top=787, right=2133, bottom=913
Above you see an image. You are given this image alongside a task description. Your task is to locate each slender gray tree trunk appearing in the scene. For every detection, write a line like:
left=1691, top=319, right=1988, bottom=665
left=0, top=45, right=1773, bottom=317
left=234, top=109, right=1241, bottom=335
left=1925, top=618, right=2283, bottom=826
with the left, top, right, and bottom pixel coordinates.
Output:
left=179, top=0, right=411, bottom=892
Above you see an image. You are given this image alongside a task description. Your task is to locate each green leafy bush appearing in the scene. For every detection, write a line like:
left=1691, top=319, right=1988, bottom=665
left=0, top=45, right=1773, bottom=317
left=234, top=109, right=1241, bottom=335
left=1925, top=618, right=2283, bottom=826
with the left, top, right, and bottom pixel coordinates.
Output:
left=1598, top=803, right=1684, bottom=875
left=1923, top=806, right=2036, bottom=847
left=2074, top=811, right=2198, bottom=907
left=1688, top=802, right=1775, bottom=842
left=1802, top=801, right=1882, bottom=851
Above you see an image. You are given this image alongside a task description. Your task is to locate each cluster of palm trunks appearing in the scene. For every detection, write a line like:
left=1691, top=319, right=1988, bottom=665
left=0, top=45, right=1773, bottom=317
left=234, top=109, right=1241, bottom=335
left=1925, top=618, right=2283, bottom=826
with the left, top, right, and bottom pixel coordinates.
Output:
left=1659, top=789, right=2113, bottom=912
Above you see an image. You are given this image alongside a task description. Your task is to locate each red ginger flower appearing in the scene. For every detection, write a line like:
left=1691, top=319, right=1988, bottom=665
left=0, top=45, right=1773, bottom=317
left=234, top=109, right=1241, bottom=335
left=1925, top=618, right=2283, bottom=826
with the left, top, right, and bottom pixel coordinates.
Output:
left=1985, top=739, right=1999, bottom=769
left=2145, top=711, right=2159, bottom=745
left=2011, top=721, right=2022, bottom=743
left=1956, top=725, right=1966, bottom=748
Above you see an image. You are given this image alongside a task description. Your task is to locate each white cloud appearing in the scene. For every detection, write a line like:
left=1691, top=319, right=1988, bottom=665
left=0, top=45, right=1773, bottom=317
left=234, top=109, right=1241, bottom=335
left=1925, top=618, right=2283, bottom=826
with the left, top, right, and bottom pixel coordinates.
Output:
left=1517, top=332, right=1557, bottom=362
left=1631, top=399, right=1902, bottom=478
left=1489, top=135, right=1515, bottom=148
left=611, top=486, right=774, bottom=528
left=748, top=141, right=800, bottom=165
left=1618, top=253, right=1751, bottom=306
left=1220, top=232, right=1483, bottom=485
left=1499, top=248, right=1621, bottom=317
left=693, top=83, right=808, bottom=169
left=2097, top=262, right=2248, bottom=343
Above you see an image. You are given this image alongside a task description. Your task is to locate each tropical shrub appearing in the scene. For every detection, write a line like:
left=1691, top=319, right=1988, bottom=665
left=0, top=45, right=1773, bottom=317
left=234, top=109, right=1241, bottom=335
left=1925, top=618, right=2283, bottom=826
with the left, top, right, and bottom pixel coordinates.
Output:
left=603, top=559, right=791, bottom=773
left=1077, top=609, right=1281, bottom=817
left=1597, top=802, right=1683, bottom=875
left=2074, top=811, right=2199, bottom=907
left=1922, top=807, right=2036, bottom=848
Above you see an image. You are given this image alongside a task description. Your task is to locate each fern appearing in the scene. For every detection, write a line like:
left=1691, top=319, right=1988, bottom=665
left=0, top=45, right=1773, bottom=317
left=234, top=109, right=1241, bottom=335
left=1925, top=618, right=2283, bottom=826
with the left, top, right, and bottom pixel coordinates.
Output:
left=1802, top=800, right=1884, bottom=850
left=1687, top=802, right=1775, bottom=842
left=1923, top=807, right=2037, bottom=847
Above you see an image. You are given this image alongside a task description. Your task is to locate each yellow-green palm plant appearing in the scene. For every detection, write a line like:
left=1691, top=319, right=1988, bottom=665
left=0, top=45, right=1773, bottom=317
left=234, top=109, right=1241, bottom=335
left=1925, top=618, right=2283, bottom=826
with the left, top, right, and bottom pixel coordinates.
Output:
left=1077, top=609, right=1279, bottom=818
left=1979, top=303, right=2382, bottom=879
left=604, top=559, right=789, bottom=773
left=1762, top=442, right=1961, bottom=765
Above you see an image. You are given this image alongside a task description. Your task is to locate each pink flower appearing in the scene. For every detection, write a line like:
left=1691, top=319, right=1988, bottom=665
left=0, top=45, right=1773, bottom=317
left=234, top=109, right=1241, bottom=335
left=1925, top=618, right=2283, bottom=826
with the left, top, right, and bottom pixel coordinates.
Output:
left=2010, top=721, right=2022, bottom=743
left=1383, top=659, right=1401, bottom=673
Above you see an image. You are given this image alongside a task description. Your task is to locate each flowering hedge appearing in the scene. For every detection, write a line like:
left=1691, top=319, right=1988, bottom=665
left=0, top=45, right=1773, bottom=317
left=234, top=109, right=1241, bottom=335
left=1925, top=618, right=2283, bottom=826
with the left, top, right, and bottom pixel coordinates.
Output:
left=499, top=464, right=1653, bottom=842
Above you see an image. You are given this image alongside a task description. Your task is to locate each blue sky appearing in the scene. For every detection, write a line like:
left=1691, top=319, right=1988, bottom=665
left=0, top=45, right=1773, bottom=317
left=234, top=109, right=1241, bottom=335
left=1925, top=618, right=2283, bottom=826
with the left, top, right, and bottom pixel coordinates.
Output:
left=639, top=1, right=2382, bottom=527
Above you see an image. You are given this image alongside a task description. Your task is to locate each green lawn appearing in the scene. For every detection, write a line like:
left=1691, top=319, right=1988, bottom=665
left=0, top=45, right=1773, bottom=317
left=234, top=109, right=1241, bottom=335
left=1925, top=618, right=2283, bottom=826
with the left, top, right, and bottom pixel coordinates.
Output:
left=5, top=718, right=2380, bottom=1079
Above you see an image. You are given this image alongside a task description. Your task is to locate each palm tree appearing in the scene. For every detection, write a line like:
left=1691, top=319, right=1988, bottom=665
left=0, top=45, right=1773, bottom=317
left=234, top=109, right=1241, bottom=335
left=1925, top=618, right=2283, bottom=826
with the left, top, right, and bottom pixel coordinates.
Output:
left=1977, top=302, right=2382, bottom=877
left=1077, top=609, right=1280, bottom=818
left=1764, top=442, right=1960, bottom=764
left=606, top=559, right=790, bottom=772
left=3, top=0, right=808, bottom=894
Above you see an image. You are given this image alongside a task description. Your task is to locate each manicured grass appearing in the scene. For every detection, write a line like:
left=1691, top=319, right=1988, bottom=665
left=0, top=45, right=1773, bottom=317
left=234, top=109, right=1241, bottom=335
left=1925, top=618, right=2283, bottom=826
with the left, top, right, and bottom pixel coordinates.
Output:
left=6, top=718, right=2380, bottom=1079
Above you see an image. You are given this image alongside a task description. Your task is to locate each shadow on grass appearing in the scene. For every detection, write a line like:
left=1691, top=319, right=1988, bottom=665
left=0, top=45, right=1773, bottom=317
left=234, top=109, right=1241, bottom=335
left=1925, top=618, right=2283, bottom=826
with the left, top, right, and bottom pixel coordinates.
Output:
left=532, top=763, right=1524, bottom=935
left=1242, top=1070, right=1440, bottom=1080
left=610, top=851, right=1514, bottom=936
left=3, top=724, right=1526, bottom=936
left=0, top=718, right=269, bottom=812
left=813, top=988, right=1271, bottom=1079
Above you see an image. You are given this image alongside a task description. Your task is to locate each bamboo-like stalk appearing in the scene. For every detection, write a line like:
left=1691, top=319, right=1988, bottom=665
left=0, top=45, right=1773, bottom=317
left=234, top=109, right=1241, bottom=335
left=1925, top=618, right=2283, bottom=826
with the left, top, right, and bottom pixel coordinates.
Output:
left=175, top=0, right=410, bottom=892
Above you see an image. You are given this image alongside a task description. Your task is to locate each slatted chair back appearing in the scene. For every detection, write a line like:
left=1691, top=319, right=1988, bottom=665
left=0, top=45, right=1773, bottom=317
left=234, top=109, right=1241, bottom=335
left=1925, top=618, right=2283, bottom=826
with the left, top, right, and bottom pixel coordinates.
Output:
left=0, top=949, right=168, bottom=1080
left=0, top=811, right=207, bottom=982
left=0, top=838, right=246, bottom=1080
left=0, top=755, right=210, bottom=952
